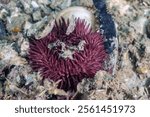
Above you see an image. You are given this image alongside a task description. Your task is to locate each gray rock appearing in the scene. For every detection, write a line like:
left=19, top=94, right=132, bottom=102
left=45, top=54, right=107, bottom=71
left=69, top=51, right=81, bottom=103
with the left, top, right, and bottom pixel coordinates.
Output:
left=32, top=10, right=42, bottom=21
left=31, top=1, right=39, bottom=9
left=37, top=0, right=52, bottom=5
left=26, top=16, right=51, bottom=39
left=50, top=0, right=71, bottom=10
left=40, top=5, right=52, bottom=15
left=0, top=9, right=9, bottom=19
left=6, top=13, right=30, bottom=33
left=20, top=0, right=33, bottom=14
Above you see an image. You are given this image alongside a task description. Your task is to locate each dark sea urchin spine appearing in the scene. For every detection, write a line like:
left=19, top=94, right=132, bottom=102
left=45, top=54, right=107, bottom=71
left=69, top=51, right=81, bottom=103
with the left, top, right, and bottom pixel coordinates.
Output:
left=93, top=0, right=117, bottom=54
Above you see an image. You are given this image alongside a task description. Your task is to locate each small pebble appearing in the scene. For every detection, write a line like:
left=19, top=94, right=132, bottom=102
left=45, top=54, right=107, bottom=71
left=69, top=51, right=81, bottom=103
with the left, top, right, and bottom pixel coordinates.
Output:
left=11, top=26, right=21, bottom=33
left=6, top=14, right=30, bottom=33
left=136, top=66, right=149, bottom=74
left=32, top=10, right=42, bottom=21
left=31, top=1, right=39, bottom=9
left=0, top=9, right=9, bottom=19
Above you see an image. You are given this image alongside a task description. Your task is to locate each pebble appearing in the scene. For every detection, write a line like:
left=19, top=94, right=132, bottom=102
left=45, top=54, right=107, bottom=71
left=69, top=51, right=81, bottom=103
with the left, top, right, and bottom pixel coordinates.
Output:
left=116, top=68, right=142, bottom=89
left=24, top=21, right=32, bottom=31
left=11, top=26, right=21, bottom=33
left=31, top=1, right=39, bottom=9
left=37, top=0, right=51, bottom=5
left=0, top=44, right=27, bottom=66
left=59, top=0, right=71, bottom=9
left=40, top=5, right=51, bottom=15
left=26, top=16, right=51, bottom=38
left=20, top=0, right=33, bottom=14
left=136, top=66, right=149, bottom=74
left=50, top=0, right=71, bottom=9
left=77, top=0, right=93, bottom=7
left=32, top=10, right=42, bottom=21
left=0, top=9, right=9, bottom=19
left=130, top=17, right=147, bottom=35
left=6, top=14, right=30, bottom=33
left=20, top=40, right=29, bottom=56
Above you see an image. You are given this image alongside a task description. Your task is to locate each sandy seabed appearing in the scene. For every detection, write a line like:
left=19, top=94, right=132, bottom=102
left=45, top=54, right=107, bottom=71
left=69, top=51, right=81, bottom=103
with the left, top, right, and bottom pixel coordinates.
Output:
left=0, top=0, right=150, bottom=100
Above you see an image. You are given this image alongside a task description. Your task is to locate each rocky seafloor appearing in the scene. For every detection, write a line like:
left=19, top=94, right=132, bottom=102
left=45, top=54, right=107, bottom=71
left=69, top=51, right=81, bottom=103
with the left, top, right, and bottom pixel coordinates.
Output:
left=0, top=0, right=150, bottom=100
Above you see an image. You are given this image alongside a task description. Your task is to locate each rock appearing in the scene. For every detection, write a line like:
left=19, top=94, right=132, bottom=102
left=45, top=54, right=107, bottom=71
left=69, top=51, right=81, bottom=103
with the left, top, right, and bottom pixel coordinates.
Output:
left=20, top=0, right=32, bottom=14
left=11, top=26, right=21, bottom=33
left=95, top=70, right=113, bottom=80
left=136, top=66, right=149, bottom=74
left=77, top=0, right=94, bottom=7
left=116, top=68, right=142, bottom=90
left=7, top=0, right=18, bottom=11
left=37, top=0, right=51, bottom=5
left=94, top=70, right=113, bottom=89
left=144, top=9, right=150, bottom=17
left=31, top=1, right=39, bottom=9
left=6, top=13, right=30, bottom=33
left=106, top=0, right=131, bottom=16
left=24, top=21, right=32, bottom=32
left=40, top=5, right=52, bottom=15
left=0, top=44, right=27, bottom=66
left=32, top=10, right=42, bottom=21
left=26, top=16, right=52, bottom=39
left=50, top=0, right=71, bottom=10
left=0, top=9, right=9, bottom=19
left=130, top=17, right=147, bottom=35
left=20, top=39, right=29, bottom=56
left=77, top=79, right=94, bottom=94
left=38, top=19, right=55, bottom=39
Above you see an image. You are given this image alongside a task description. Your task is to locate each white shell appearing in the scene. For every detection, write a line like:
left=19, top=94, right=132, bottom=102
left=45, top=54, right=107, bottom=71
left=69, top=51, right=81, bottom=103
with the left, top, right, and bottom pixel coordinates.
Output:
left=56, top=6, right=95, bottom=30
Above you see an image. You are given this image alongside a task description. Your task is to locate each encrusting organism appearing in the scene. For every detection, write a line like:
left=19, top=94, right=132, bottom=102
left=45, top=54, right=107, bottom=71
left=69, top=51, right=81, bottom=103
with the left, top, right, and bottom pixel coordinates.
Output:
left=28, top=18, right=107, bottom=91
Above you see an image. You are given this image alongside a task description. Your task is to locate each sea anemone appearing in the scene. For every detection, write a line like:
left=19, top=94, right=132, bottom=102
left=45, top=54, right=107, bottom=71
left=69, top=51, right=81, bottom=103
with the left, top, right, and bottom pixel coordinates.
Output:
left=28, top=18, right=107, bottom=91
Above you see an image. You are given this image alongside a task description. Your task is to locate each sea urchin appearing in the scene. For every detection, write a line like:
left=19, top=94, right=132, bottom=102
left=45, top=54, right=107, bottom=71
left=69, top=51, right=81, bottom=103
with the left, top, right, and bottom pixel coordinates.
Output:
left=28, top=18, right=107, bottom=91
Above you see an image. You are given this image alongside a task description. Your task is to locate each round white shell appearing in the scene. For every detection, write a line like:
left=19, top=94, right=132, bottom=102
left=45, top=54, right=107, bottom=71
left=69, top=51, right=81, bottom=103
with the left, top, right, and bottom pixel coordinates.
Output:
left=56, top=6, right=95, bottom=30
